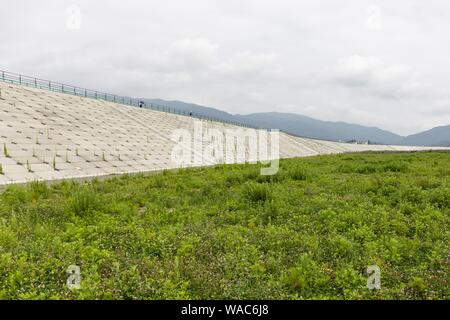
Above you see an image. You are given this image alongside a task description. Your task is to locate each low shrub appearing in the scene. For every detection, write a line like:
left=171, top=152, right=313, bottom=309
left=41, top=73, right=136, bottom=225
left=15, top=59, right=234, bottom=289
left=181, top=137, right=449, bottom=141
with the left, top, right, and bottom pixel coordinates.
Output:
left=242, top=182, right=272, bottom=203
left=69, top=188, right=100, bottom=216
left=289, top=166, right=309, bottom=181
left=29, top=181, right=50, bottom=200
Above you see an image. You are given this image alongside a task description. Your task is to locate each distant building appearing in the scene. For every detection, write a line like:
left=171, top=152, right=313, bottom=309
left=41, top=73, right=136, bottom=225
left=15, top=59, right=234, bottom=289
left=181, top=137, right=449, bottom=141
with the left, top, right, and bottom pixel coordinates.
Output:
left=345, top=139, right=370, bottom=145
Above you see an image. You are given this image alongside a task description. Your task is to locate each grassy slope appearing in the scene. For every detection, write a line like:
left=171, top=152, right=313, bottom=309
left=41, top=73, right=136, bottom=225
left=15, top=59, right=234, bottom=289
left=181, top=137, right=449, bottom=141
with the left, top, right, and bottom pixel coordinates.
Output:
left=0, top=152, right=449, bottom=299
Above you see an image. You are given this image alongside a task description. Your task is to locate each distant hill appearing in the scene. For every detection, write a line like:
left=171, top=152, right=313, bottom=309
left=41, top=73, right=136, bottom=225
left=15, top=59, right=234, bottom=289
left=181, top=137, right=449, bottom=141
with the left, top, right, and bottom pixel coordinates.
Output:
left=401, top=125, right=450, bottom=147
left=141, top=98, right=449, bottom=146
left=142, top=99, right=237, bottom=123
left=236, top=112, right=403, bottom=144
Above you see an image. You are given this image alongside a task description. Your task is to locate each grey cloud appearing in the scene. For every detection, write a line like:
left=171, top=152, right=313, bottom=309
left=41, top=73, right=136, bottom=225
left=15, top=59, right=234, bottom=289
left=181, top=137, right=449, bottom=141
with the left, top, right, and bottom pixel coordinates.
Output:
left=1, top=0, right=450, bottom=135
left=331, top=55, right=429, bottom=100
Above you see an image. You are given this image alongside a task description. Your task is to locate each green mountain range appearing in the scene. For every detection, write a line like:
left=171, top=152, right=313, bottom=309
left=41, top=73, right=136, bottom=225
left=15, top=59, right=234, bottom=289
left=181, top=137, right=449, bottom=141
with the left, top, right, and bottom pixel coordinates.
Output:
left=142, top=98, right=450, bottom=147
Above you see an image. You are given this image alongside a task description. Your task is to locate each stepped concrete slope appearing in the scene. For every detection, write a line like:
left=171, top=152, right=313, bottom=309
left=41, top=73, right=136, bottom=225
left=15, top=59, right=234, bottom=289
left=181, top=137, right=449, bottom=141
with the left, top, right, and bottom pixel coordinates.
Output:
left=0, top=81, right=448, bottom=185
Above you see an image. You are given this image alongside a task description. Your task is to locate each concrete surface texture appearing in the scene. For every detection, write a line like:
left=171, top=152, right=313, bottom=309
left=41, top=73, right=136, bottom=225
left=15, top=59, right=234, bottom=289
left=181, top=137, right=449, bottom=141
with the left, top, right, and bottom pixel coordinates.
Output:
left=0, top=81, right=448, bottom=185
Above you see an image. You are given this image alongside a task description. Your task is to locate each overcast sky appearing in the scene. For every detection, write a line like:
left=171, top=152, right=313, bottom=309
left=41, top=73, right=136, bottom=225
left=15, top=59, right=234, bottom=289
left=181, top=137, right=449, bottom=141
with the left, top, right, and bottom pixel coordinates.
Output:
left=1, top=0, right=450, bottom=135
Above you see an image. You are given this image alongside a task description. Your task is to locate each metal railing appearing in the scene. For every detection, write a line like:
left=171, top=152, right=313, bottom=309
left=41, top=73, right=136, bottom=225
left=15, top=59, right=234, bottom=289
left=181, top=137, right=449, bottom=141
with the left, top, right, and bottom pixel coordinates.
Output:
left=0, top=70, right=257, bottom=129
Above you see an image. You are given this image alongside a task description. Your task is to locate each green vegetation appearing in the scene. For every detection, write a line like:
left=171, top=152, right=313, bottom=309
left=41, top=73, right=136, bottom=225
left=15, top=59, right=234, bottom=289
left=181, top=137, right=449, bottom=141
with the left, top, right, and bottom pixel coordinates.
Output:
left=3, top=143, right=9, bottom=158
left=0, top=152, right=448, bottom=299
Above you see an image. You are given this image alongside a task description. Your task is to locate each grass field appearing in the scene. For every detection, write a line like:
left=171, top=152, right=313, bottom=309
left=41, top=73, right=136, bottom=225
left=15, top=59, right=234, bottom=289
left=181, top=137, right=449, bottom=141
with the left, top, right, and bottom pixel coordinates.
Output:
left=0, top=152, right=449, bottom=299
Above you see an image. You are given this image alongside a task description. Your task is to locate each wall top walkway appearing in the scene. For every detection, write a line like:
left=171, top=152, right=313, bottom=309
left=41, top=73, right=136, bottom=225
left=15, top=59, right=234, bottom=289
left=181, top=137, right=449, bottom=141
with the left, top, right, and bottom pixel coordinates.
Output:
left=0, top=70, right=255, bottom=129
